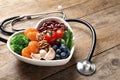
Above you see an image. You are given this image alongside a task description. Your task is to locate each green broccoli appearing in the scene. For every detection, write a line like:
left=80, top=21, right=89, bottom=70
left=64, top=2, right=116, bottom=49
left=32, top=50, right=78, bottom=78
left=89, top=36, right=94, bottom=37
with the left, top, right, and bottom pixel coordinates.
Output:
left=10, top=34, right=29, bottom=54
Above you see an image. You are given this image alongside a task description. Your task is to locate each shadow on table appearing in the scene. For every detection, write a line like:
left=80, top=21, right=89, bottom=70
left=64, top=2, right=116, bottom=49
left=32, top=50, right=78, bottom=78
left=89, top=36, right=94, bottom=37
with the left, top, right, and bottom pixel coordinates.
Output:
left=15, top=57, right=77, bottom=80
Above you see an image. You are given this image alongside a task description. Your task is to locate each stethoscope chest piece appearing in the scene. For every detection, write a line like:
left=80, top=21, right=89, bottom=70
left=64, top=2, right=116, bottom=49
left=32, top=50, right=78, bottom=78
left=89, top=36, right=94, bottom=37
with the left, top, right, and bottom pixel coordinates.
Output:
left=66, top=19, right=96, bottom=76
left=77, top=60, right=96, bottom=76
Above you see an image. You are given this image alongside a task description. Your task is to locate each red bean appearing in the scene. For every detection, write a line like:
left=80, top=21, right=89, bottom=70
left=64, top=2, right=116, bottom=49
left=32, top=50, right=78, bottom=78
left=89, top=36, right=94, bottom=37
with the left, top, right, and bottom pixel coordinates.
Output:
left=47, top=26, right=52, bottom=29
left=50, top=24, right=54, bottom=28
left=60, top=23, right=65, bottom=27
left=37, top=20, right=68, bottom=32
left=42, top=23, right=47, bottom=27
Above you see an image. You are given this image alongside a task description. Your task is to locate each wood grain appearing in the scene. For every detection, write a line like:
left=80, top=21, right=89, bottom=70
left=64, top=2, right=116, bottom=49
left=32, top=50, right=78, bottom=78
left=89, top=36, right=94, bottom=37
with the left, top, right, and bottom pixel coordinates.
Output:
left=43, top=45, right=120, bottom=80
left=0, top=0, right=119, bottom=39
left=0, top=0, right=86, bottom=39
left=0, top=3, right=120, bottom=80
left=65, top=0, right=120, bottom=18
left=0, top=0, right=86, bottom=19
left=72, top=4, right=120, bottom=61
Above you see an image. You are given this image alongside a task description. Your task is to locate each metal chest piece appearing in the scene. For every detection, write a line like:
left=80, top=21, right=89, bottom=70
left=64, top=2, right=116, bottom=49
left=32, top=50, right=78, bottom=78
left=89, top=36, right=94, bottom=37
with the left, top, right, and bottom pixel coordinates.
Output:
left=77, top=60, right=96, bottom=76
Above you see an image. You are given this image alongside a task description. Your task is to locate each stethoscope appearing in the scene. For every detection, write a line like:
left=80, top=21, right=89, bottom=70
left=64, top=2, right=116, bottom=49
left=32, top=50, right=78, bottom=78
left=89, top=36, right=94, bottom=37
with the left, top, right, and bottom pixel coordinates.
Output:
left=0, top=6, right=96, bottom=76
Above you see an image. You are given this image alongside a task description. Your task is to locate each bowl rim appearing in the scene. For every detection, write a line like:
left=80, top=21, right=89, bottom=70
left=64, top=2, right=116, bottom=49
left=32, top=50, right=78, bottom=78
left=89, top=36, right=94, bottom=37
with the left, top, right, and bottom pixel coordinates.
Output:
left=7, top=17, right=75, bottom=63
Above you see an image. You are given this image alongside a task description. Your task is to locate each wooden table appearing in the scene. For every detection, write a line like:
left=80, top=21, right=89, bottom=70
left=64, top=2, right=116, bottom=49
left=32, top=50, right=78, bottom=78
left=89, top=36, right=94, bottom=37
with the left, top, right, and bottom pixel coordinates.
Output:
left=0, top=0, right=120, bottom=80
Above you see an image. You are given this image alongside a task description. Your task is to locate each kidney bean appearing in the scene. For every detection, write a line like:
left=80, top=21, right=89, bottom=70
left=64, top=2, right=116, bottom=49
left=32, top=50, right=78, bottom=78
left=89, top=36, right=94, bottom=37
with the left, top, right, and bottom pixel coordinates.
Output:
left=46, top=21, right=51, bottom=26
left=51, top=20, right=59, bottom=24
left=42, top=23, right=47, bottom=27
left=53, top=28, right=58, bottom=31
left=50, top=24, right=54, bottom=28
left=55, top=24, right=58, bottom=28
left=37, top=20, right=68, bottom=32
left=60, top=23, right=65, bottom=27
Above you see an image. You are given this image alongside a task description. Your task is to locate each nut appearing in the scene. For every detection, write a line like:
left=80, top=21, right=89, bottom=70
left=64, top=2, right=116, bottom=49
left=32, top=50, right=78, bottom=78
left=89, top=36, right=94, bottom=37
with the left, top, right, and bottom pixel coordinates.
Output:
left=37, top=33, right=45, bottom=41
left=38, top=40, right=50, bottom=52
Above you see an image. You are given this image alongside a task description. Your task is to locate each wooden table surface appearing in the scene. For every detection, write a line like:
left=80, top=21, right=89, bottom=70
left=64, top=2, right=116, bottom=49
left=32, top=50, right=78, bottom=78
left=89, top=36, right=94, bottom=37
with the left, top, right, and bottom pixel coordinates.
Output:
left=0, top=0, right=120, bottom=80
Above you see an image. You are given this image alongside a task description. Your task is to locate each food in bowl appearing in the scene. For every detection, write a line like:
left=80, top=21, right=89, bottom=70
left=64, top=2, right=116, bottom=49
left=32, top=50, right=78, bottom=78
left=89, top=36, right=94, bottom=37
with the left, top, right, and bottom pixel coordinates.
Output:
left=9, top=18, right=74, bottom=61
left=7, top=17, right=74, bottom=66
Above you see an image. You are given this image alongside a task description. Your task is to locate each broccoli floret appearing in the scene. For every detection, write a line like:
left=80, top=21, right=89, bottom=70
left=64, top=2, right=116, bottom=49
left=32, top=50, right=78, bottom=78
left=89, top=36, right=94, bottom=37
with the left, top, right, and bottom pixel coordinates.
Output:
left=10, top=34, right=29, bottom=54
left=10, top=44, right=24, bottom=54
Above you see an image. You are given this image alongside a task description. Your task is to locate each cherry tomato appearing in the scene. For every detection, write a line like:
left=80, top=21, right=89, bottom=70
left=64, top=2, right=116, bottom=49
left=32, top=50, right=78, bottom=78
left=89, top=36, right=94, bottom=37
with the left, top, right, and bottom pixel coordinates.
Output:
left=44, top=31, right=57, bottom=44
left=55, top=29, right=63, bottom=38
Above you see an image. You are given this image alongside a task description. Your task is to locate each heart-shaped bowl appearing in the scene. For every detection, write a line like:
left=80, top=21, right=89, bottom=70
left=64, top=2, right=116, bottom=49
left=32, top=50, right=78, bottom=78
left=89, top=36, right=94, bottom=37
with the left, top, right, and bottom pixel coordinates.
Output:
left=7, top=17, right=74, bottom=66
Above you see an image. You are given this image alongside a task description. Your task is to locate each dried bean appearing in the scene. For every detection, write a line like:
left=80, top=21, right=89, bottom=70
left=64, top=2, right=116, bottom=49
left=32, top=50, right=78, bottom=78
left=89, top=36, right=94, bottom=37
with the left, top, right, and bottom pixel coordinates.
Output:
left=47, top=26, right=52, bottom=29
left=53, top=28, right=58, bottom=31
left=42, top=23, right=46, bottom=27
left=46, top=21, right=51, bottom=26
left=37, top=20, right=68, bottom=32
left=60, top=23, right=65, bottom=27
left=55, top=24, right=58, bottom=28
left=50, top=24, right=54, bottom=28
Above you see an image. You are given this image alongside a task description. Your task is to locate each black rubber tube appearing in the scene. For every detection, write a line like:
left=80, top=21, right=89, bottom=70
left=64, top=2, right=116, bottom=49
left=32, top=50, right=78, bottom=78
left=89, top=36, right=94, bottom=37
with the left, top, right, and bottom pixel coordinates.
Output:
left=0, top=16, right=19, bottom=35
left=66, top=19, right=96, bottom=62
left=0, top=37, right=7, bottom=43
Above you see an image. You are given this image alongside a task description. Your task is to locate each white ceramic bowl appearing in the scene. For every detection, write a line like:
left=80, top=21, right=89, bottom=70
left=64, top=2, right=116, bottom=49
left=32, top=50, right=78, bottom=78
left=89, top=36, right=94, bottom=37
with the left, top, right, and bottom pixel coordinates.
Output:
left=7, top=17, right=74, bottom=66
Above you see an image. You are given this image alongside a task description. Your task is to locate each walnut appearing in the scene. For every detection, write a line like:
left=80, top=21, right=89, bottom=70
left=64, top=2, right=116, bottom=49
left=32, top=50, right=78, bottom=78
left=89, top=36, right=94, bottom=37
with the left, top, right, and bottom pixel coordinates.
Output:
left=36, top=33, right=45, bottom=41
left=38, top=40, right=50, bottom=52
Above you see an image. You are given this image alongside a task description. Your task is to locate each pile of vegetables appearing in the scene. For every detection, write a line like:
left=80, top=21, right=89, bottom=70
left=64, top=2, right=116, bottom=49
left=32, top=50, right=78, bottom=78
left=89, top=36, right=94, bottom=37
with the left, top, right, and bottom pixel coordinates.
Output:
left=10, top=20, right=74, bottom=60
left=10, top=34, right=29, bottom=54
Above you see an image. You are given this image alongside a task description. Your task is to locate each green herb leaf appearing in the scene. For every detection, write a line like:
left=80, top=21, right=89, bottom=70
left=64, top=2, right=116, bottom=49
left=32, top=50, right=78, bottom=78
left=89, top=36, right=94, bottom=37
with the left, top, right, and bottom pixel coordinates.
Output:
left=62, top=29, right=74, bottom=50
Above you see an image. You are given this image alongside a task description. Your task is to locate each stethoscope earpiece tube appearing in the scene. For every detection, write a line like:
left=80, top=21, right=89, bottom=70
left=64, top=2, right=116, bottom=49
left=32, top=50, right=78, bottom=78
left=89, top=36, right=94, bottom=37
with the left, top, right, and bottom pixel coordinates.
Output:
left=0, top=16, right=19, bottom=35
left=66, top=19, right=96, bottom=61
left=66, top=19, right=96, bottom=75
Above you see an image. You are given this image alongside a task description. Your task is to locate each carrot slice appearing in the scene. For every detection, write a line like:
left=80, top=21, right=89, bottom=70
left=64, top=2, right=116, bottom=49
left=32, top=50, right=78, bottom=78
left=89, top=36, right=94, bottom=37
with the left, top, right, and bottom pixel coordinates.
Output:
left=27, top=32, right=38, bottom=41
left=28, top=41, right=39, bottom=53
left=22, top=47, right=31, bottom=58
left=24, top=27, right=38, bottom=36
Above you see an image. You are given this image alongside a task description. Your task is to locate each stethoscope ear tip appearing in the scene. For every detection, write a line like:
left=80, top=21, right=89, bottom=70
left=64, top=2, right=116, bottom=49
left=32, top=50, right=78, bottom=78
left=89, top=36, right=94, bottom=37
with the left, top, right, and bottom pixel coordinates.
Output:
left=58, top=5, right=62, bottom=11
left=76, top=60, right=96, bottom=76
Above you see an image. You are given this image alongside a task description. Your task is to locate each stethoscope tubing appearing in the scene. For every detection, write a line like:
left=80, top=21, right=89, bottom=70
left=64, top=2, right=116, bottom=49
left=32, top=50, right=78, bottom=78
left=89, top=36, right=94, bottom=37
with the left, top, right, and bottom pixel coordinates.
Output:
left=65, top=19, right=96, bottom=62
left=0, top=16, right=19, bottom=35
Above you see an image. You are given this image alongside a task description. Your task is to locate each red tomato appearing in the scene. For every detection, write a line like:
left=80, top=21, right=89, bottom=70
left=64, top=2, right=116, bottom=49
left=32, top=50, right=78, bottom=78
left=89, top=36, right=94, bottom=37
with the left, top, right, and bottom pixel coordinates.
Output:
left=55, top=29, right=63, bottom=38
left=45, top=31, right=57, bottom=44
left=44, top=29, right=63, bottom=44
